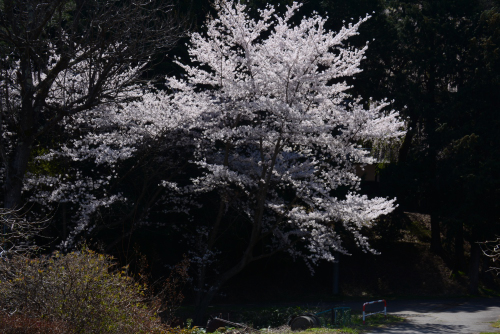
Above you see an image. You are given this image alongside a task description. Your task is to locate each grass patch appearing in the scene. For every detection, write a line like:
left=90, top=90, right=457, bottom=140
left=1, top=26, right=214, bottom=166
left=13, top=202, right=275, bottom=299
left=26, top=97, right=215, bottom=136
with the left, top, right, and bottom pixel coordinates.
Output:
left=478, top=286, right=500, bottom=297
left=478, top=317, right=500, bottom=334
left=352, top=313, right=404, bottom=327
left=192, top=305, right=404, bottom=334
left=290, top=327, right=357, bottom=334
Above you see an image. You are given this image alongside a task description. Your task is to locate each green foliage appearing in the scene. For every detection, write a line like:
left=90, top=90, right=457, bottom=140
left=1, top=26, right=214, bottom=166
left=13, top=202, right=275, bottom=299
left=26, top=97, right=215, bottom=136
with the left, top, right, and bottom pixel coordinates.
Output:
left=295, top=328, right=356, bottom=334
left=351, top=312, right=403, bottom=327
left=479, top=319, right=500, bottom=334
left=0, top=248, right=168, bottom=333
left=27, top=146, right=63, bottom=177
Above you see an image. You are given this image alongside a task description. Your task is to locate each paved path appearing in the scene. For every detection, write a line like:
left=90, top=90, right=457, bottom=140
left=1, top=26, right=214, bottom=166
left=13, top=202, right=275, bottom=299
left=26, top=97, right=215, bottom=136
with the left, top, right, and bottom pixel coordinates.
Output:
left=360, top=298, right=500, bottom=334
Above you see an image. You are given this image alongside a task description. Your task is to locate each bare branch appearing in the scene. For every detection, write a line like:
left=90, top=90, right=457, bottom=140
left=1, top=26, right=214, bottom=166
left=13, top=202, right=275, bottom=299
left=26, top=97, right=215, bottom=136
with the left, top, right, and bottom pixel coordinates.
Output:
left=0, top=207, right=49, bottom=258
left=480, top=238, right=500, bottom=274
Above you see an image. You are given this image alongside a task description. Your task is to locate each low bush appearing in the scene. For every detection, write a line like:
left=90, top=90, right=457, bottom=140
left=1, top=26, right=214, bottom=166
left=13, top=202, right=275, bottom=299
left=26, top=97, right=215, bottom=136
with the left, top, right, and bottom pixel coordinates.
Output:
left=0, top=311, right=69, bottom=334
left=0, top=248, right=167, bottom=333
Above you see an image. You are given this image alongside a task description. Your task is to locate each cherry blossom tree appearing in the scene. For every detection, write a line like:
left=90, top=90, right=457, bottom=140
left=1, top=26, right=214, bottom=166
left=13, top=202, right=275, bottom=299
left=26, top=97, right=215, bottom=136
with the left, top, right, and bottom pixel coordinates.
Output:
left=0, top=0, right=185, bottom=250
left=0, top=0, right=183, bottom=211
left=164, top=0, right=406, bottom=322
left=20, top=79, right=191, bottom=249
left=2, top=50, right=194, bottom=251
left=1, top=0, right=405, bottom=319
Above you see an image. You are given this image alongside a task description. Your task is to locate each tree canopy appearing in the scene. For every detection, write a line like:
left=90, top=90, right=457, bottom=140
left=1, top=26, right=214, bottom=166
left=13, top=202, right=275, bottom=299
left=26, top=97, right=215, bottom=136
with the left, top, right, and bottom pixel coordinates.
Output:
left=1, top=0, right=499, bottom=320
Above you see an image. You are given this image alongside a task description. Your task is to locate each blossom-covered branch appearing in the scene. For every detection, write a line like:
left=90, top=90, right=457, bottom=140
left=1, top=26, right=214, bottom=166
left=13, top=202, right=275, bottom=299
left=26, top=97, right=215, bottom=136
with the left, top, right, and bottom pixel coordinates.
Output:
left=163, top=0, right=406, bottom=322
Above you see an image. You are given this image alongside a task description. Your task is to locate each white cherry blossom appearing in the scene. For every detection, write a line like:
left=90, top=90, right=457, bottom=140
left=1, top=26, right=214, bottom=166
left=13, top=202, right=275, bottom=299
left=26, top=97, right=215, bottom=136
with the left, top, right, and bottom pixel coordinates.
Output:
left=162, top=0, right=406, bottom=319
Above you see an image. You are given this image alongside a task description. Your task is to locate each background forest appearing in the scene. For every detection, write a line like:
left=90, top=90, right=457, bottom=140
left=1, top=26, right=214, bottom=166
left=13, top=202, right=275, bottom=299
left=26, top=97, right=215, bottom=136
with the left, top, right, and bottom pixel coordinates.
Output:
left=1, top=0, right=500, bottom=331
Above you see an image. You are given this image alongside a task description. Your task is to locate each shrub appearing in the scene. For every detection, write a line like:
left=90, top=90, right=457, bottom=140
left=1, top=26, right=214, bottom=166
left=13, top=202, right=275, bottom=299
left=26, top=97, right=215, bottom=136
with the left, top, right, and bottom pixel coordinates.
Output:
left=0, top=311, right=69, bottom=334
left=0, top=248, right=167, bottom=334
left=152, top=256, right=190, bottom=326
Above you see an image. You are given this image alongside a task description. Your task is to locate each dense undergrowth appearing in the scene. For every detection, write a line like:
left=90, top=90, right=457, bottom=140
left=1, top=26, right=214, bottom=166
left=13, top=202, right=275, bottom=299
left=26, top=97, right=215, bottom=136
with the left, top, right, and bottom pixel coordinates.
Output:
left=1, top=211, right=497, bottom=333
left=0, top=248, right=169, bottom=333
left=0, top=245, right=403, bottom=334
left=0, top=243, right=402, bottom=334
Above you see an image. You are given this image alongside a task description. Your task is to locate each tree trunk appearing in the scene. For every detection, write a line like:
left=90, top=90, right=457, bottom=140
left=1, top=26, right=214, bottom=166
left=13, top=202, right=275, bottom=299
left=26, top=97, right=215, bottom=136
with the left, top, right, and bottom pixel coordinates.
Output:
left=424, top=50, right=443, bottom=255
left=453, top=221, right=464, bottom=272
left=3, top=47, right=36, bottom=210
left=193, top=199, right=227, bottom=310
left=333, top=258, right=340, bottom=295
left=192, top=139, right=283, bottom=325
left=192, top=259, right=249, bottom=325
left=429, top=213, right=442, bottom=254
left=61, top=202, right=68, bottom=240
left=468, top=242, right=481, bottom=294
left=193, top=285, right=220, bottom=326
left=4, top=140, right=33, bottom=209
left=398, top=116, right=418, bottom=163
left=427, top=120, right=442, bottom=255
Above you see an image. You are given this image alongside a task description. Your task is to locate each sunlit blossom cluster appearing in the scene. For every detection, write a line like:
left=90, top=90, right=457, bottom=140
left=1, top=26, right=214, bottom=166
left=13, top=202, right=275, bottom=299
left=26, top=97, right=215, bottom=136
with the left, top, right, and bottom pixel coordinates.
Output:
left=1, top=1, right=405, bottom=267
left=163, top=0, right=406, bottom=274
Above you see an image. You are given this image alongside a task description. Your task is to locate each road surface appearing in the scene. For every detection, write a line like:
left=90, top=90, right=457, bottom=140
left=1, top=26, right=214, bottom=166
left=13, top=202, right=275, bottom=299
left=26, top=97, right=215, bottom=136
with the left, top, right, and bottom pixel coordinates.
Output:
left=361, top=298, right=500, bottom=334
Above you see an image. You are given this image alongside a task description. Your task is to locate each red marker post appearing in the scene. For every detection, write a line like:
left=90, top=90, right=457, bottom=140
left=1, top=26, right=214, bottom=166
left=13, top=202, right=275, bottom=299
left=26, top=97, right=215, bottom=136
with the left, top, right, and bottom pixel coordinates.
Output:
left=362, top=299, right=387, bottom=324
